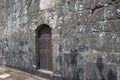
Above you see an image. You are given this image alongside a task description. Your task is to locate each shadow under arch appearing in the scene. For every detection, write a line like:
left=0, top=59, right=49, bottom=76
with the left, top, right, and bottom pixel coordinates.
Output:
left=35, top=24, right=51, bottom=32
left=35, top=24, right=52, bottom=70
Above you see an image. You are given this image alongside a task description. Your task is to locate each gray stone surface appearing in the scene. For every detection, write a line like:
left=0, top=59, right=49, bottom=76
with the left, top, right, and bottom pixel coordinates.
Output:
left=0, top=0, right=120, bottom=79
left=86, top=62, right=117, bottom=80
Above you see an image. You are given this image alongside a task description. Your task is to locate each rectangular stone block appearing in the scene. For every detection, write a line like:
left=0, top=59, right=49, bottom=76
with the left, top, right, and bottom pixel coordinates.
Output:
left=64, top=11, right=77, bottom=25
left=107, top=53, right=120, bottom=66
left=77, top=10, right=92, bottom=25
left=90, top=32, right=113, bottom=52
left=104, top=5, right=117, bottom=20
left=93, top=7, right=104, bottom=21
left=40, top=0, right=55, bottom=10
left=78, top=0, right=95, bottom=10
left=93, top=5, right=117, bottom=21
left=28, top=0, right=35, bottom=14
left=67, top=0, right=78, bottom=11
left=62, top=32, right=90, bottom=52
left=62, top=34, right=77, bottom=51
left=115, top=32, right=120, bottom=52
left=91, top=20, right=115, bottom=32
left=95, top=0, right=112, bottom=7
left=114, top=19, right=120, bottom=31
left=116, top=2, right=120, bottom=18
left=86, top=62, right=117, bottom=80
left=76, top=33, right=90, bottom=52
left=59, top=53, right=84, bottom=80
left=34, top=0, right=40, bottom=12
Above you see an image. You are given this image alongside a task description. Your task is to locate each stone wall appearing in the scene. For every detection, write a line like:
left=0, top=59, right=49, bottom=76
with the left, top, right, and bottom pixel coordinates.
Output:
left=57, top=0, right=120, bottom=80
left=0, top=0, right=6, bottom=64
left=0, top=0, right=120, bottom=80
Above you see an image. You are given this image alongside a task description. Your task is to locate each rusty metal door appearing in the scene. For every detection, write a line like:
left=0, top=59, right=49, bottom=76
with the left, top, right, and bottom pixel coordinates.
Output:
left=38, top=26, right=52, bottom=70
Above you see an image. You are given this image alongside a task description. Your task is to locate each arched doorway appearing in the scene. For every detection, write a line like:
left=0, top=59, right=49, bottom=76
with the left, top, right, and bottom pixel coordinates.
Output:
left=36, top=24, right=52, bottom=70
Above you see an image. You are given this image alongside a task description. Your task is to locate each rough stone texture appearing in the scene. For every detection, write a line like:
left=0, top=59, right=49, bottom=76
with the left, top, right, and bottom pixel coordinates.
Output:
left=0, top=0, right=120, bottom=80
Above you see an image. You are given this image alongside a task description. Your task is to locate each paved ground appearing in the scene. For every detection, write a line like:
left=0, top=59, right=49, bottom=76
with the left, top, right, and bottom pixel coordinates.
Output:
left=0, top=66, right=48, bottom=80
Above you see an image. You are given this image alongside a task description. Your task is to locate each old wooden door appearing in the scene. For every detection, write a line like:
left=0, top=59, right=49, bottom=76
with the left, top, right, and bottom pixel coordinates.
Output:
left=37, top=25, right=52, bottom=70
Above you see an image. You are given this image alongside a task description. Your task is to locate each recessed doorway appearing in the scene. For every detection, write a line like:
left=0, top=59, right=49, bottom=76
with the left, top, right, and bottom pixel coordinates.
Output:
left=36, top=24, right=52, bottom=70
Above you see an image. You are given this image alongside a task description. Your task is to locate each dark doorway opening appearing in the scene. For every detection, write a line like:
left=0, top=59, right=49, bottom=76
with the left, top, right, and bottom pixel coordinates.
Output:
left=36, top=24, right=52, bottom=70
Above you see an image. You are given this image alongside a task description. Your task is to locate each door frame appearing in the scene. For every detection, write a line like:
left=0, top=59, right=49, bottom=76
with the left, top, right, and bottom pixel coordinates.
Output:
left=35, top=24, right=52, bottom=70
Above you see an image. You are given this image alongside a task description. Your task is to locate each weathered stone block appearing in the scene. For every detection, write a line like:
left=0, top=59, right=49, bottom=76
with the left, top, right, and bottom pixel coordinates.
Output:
left=22, top=2, right=28, bottom=15
left=14, top=0, right=22, bottom=18
left=114, top=19, right=120, bottom=31
left=55, top=0, right=69, bottom=17
left=34, top=0, right=40, bottom=12
left=91, top=20, right=120, bottom=31
left=59, top=50, right=84, bottom=80
left=78, top=0, right=95, bottom=10
left=77, top=24, right=91, bottom=33
left=84, top=53, right=107, bottom=63
left=40, top=0, right=55, bottom=10
left=16, top=17, right=24, bottom=26
left=64, top=11, right=77, bottom=25
left=10, top=32, right=23, bottom=42
left=77, top=10, right=92, bottom=25
left=114, top=32, right=120, bottom=52
left=93, top=7, right=105, bottom=21
left=28, top=0, right=35, bottom=14
left=62, top=31, right=90, bottom=52
left=91, top=21, right=104, bottom=32
left=116, top=2, right=120, bottom=18
left=90, top=32, right=113, bottom=52
left=62, top=34, right=77, bottom=51
left=93, top=5, right=117, bottom=21
left=107, top=53, right=120, bottom=66
left=91, top=20, right=116, bottom=32
left=76, top=33, right=90, bottom=52
left=67, top=0, right=78, bottom=11
left=86, top=62, right=117, bottom=80
left=95, top=0, right=112, bottom=7
left=104, top=5, right=117, bottom=20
